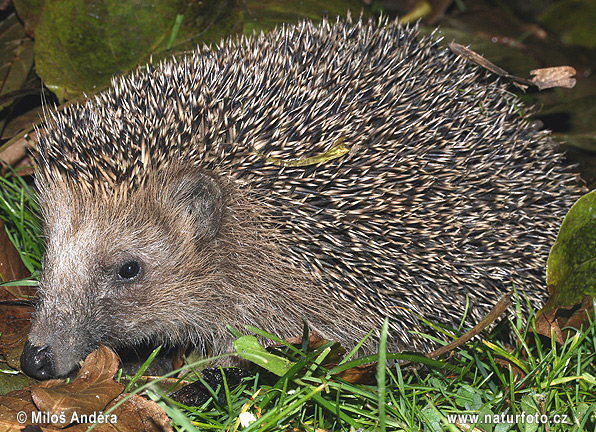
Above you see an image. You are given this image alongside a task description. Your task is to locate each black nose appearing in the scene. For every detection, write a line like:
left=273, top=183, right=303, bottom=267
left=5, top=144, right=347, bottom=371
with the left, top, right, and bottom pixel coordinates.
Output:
left=20, top=340, right=56, bottom=380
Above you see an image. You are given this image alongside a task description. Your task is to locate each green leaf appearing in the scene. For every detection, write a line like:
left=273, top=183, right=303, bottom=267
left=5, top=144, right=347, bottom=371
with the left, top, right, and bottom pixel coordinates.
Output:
left=518, top=394, right=540, bottom=432
left=477, top=408, right=495, bottom=432
left=455, top=385, right=482, bottom=410
left=233, top=335, right=293, bottom=376
left=494, top=420, right=513, bottom=432
left=545, top=189, right=596, bottom=310
left=420, top=405, right=443, bottom=432
left=32, top=0, right=182, bottom=99
left=575, top=402, right=594, bottom=427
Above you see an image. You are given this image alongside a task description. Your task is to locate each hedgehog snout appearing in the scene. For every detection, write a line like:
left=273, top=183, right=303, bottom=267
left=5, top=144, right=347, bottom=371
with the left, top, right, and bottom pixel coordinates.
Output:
left=20, top=340, right=56, bottom=380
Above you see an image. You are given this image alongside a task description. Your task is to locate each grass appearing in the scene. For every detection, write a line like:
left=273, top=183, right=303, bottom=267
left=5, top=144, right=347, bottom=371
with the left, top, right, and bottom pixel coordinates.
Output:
left=0, top=169, right=42, bottom=275
left=135, top=306, right=595, bottom=432
left=0, top=170, right=595, bottom=431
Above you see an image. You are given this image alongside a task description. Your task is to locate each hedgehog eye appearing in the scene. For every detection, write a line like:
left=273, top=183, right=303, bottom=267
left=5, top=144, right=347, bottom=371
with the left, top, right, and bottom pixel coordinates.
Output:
left=117, top=261, right=141, bottom=281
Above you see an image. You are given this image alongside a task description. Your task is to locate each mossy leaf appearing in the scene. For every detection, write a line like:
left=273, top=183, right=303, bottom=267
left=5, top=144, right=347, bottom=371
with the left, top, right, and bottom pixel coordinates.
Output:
left=14, top=0, right=237, bottom=99
left=544, top=189, right=596, bottom=312
left=28, top=1, right=176, bottom=99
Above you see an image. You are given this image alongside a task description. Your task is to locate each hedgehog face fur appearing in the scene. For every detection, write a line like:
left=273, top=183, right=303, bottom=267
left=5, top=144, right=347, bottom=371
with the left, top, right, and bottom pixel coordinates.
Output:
left=28, top=162, right=375, bottom=378
left=21, top=18, right=581, bottom=379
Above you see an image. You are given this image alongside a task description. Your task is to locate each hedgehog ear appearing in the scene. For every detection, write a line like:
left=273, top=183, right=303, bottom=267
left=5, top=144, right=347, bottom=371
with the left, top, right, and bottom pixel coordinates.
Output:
left=166, top=168, right=225, bottom=242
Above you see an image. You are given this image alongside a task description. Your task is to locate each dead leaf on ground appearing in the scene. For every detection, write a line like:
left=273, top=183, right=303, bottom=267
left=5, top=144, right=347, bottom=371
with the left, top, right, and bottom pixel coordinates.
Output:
left=170, top=367, right=251, bottom=407
left=272, top=333, right=377, bottom=383
left=0, top=389, right=42, bottom=425
left=0, top=220, right=30, bottom=286
left=0, top=219, right=35, bottom=370
left=493, top=358, right=526, bottom=382
left=123, top=376, right=189, bottom=396
left=335, top=364, right=377, bottom=384
left=1, top=328, right=31, bottom=373
left=535, top=295, right=594, bottom=344
left=100, top=394, right=173, bottom=432
left=0, top=129, right=36, bottom=175
left=31, top=345, right=124, bottom=428
left=0, top=420, right=55, bottom=431
left=59, top=393, right=172, bottom=432
left=0, top=345, right=173, bottom=430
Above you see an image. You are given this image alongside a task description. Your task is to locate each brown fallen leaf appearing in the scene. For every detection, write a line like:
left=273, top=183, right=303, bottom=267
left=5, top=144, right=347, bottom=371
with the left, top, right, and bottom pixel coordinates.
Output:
left=31, top=345, right=124, bottom=428
left=425, top=294, right=511, bottom=360
left=449, top=42, right=509, bottom=76
left=1, top=328, right=32, bottom=374
left=0, top=219, right=35, bottom=370
left=0, top=131, right=36, bottom=176
left=0, top=345, right=173, bottom=431
left=335, top=363, right=377, bottom=384
left=0, top=420, right=54, bottom=431
left=262, top=332, right=380, bottom=384
left=530, top=66, right=577, bottom=90
left=0, top=389, right=44, bottom=426
left=98, top=393, right=173, bottom=432
left=122, top=376, right=190, bottom=396
left=493, top=357, right=526, bottom=382
left=0, top=220, right=30, bottom=286
left=52, top=393, right=172, bottom=432
left=535, top=295, right=593, bottom=345
left=449, top=42, right=576, bottom=91
left=170, top=368, right=251, bottom=407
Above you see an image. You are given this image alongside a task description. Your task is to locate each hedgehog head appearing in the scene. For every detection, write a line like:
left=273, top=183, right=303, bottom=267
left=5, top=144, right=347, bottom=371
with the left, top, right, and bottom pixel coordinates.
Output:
left=27, top=150, right=228, bottom=376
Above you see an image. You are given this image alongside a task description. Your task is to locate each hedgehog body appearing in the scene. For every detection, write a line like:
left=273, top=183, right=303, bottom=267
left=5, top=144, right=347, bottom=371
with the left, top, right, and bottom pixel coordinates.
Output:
left=21, top=18, right=580, bottom=378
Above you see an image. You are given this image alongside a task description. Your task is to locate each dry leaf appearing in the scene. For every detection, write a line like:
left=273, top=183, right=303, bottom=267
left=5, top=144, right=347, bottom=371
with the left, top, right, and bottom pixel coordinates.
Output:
left=0, top=219, right=35, bottom=369
left=274, top=332, right=346, bottom=364
left=493, top=358, right=525, bottom=381
left=449, top=42, right=576, bottom=91
left=271, top=332, right=377, bottom=384
left=0, top=419, right=54, bottom=431
left=425, top=294, right=511, bottom=359
left=58, top=394, right=173, bottom=431
left=530, top=66, right=577, bottom=90
left=0, top=130, right=36, bottom=175
left=170, top=368, right=250, bottom=406
left=0, top=220, right=30, bottom=285
left=99, top=394, right=173, bottom=432
left=0, top=345, right=173, bottom=431
left=535, top=295, right=593, bottom=344
left=55, top=394, right=172, bottom=431
left=335, top=364, right=377, bottom=384
left=448, top=42, right=509, bottom=77
left=0, top=389, right=43, bottom=426
left=1, top=328, right=31, bottom=371
left=31, top=346, right=124, bottom=428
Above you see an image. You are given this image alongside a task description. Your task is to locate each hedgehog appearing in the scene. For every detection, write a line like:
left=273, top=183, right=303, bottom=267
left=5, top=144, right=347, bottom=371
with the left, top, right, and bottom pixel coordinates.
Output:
left=20, top=17, right=581, bottom=379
